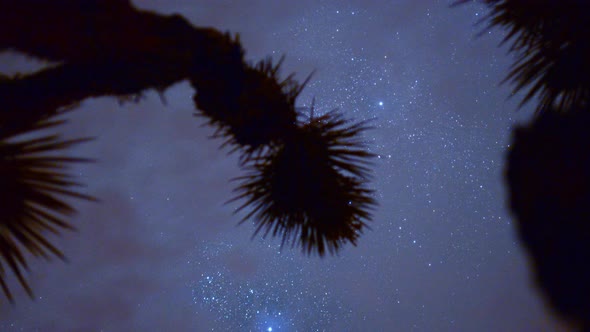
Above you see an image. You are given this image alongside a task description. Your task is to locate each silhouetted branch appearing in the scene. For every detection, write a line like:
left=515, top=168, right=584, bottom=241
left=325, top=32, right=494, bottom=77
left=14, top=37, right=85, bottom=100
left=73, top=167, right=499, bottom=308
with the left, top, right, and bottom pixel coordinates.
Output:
left=191, top=56, right=309, bottom=153
left=0, top=0, right=216, bottom=64
left=1, top=61, right=181, bottom=135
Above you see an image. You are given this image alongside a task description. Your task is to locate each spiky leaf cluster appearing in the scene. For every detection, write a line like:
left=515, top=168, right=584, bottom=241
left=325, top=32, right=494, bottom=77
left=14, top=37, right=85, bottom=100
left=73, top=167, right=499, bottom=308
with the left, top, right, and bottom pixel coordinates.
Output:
left=506, top=108, right=590, bottom=329
left=0, top=118, right=93, bottom=301
left=456, top=0, right=590, bottom=112
left=232, top=110, right=375, bottom=256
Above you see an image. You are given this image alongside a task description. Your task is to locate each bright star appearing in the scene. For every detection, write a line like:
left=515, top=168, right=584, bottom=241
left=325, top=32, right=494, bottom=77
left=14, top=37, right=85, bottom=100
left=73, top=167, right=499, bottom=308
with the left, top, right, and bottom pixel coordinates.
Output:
left=378, top=101, right=383, bottom=106
left=267, top=328, right=273, bottom=332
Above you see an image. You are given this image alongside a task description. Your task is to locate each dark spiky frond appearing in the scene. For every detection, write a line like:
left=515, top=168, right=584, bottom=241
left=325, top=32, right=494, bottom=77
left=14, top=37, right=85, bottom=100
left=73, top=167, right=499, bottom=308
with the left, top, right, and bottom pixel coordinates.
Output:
left=455, top=0, right=590, bottom=112
left=231, top=110, right=375, bottom=256
left=193, top=56, right=311, bottom=156
left=506, top=108, right=590, bottom=329
left=0, top=118, right=93, bottom=301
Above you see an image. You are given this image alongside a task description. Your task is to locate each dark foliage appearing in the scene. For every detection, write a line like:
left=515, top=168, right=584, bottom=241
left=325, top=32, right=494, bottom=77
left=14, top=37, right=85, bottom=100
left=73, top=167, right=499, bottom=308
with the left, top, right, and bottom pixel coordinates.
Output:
left=231, top=110, right=375, bottom=256
left=0, top=117, right=93, bottom=302
left=455, top=0, right=590, bottom=112
left=455, top=1, right=590, bottom=328
left=192, top=56, right=310, bottom=155
left=506, top=109, right=590, bottom=329
left=0, top=0, right=375, bottom=299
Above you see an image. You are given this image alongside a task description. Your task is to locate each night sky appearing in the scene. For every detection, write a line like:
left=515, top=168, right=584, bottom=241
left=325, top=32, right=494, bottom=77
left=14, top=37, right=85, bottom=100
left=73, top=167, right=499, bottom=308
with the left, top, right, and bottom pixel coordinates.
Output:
left=0, top=1, right=568, bottom=331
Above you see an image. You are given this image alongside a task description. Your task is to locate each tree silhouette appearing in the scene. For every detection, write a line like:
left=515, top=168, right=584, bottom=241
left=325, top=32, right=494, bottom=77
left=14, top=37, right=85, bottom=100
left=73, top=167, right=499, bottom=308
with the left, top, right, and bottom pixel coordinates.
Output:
left=458, top=0, right=590, bottom=329
left=506, top=109, right=590, bottom=330
left=231, top=109, right=375, bottom=256
left=456, top=0, right=590, bottom=112
left=0, top=114, right=94, bottom=301
left=0, top=0, right=375, bottom=301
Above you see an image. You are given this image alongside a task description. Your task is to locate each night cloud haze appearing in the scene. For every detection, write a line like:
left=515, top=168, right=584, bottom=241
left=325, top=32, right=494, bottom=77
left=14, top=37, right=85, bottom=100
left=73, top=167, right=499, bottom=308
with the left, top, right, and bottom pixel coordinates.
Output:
left=0, top=1, right=576, bottom=331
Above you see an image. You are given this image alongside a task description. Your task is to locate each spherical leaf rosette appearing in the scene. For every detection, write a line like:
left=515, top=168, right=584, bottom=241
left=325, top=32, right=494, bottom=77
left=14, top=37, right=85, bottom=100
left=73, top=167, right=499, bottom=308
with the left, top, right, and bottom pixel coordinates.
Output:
left=231, top=110, right=376, bottom=256
left=0, top=118, right=93, bottom=301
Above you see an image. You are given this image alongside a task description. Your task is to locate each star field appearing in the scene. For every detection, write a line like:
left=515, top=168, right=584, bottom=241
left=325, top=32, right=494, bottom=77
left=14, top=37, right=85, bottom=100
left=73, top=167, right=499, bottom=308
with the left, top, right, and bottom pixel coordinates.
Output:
left=0, top=1, right=565, bottom=331
left=190, top=242, right=352, bottom=331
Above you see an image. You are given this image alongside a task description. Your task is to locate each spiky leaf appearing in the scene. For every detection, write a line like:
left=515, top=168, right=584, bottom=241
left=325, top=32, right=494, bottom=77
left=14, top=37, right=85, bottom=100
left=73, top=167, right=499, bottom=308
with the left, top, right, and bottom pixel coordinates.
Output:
left=231, top=110, right=375, bottom=256
left=456, top=0, right=590, bottom=112
left=0, top=118, right=93, bottom=301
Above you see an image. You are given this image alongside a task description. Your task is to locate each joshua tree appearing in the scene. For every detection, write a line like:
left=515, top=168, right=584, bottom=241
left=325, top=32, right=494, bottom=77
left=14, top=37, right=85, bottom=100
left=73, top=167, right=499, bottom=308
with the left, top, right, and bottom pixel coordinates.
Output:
left=456, top=0, right=590, bottom=112
left=0, top=0, right=375, bottom=301
left=506, top=109, right=590, bottom=330
left=458, top=0, right=590, bottom=329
